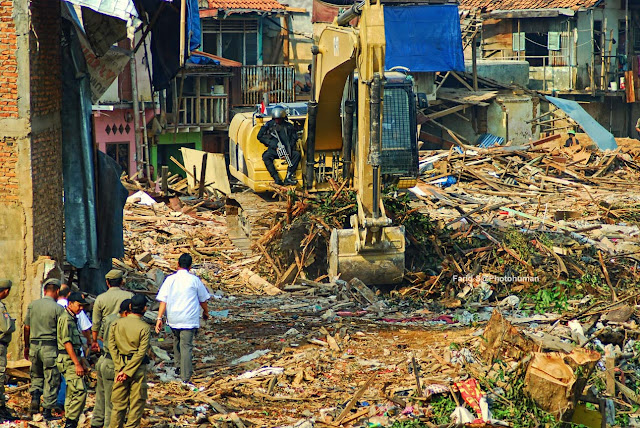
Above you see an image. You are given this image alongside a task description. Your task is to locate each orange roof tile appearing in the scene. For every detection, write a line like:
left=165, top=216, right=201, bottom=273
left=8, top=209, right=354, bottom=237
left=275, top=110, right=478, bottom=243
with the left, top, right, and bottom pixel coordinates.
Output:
left=459, top=0, right=600, bottom=11
left=203, top=0, right=285, bottom=12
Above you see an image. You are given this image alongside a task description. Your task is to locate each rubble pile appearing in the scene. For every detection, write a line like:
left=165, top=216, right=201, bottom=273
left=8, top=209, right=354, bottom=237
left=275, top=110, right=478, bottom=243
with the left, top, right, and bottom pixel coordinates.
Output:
left=94, top=135, right=640, bottom=428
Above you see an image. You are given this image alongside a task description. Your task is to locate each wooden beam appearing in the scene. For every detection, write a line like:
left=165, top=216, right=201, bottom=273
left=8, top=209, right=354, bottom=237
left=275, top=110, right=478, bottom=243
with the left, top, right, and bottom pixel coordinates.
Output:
left=423, top=103, right=472, bottom=121
left=450, top=71, right=474, bottom=91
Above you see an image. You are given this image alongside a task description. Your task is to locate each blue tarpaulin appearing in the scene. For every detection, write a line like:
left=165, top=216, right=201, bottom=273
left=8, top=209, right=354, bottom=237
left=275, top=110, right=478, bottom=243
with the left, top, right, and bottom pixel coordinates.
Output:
left=61, top=4, right=129, bottom=294
left=384, top=5, right=464, bottom=73
left=140, top=0, right=202, bottom=90
left=547, top=96, right=618, bottom=151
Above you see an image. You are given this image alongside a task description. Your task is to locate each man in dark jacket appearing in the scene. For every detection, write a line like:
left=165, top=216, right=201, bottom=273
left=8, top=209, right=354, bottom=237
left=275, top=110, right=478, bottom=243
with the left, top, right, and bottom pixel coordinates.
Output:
left=257, top=106, right=301, bottom=186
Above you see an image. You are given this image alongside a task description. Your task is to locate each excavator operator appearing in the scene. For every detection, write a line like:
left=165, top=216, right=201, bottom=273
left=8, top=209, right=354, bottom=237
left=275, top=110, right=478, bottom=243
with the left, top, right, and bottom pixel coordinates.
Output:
left=257, top=106, right=300, bottom=186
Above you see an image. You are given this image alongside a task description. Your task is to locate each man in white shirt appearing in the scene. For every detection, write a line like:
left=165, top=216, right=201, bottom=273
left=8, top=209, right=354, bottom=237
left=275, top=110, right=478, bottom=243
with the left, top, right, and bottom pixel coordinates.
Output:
left=155, top=253, right=210, bottom=383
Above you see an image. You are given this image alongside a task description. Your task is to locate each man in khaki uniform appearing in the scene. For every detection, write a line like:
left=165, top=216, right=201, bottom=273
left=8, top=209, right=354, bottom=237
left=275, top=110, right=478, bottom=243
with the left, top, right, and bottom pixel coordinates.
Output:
left=24, top=278, right=65, bottom=419
left=0, top=279, right=16, bottom=421
left=91, top=270, right=133, bottom=352
left=57, top=292, right=89, bottom=428
left=91, top=299, right=130, bottom=428
left=109, top=295, right=150, bottom=428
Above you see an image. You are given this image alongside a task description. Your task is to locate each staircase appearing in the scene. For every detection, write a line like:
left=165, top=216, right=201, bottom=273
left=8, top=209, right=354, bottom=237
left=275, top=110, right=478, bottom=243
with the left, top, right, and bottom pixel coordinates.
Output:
left=460, top=9, right=482, bottom=50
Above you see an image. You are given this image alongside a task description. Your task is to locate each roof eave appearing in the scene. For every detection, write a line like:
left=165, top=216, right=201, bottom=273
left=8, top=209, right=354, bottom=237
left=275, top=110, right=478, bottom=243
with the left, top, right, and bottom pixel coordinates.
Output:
left=483, top=7, right=576, bottom=19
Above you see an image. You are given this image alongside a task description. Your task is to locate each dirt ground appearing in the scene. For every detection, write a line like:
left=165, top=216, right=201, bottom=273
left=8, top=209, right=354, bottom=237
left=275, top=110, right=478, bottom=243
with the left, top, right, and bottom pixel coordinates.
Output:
left=141, top=295, right=477, bottom=427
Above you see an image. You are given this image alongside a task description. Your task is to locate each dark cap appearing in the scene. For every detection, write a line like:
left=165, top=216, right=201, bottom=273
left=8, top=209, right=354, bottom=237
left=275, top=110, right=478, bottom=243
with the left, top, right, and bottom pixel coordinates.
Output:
left=119, top=299, right=132, bottom=314
left=130, top=294, right=147, bottom=312
left=43, top=278, right=61, bottom=288
left=105, top=269, right=124, bottom=280
left=68, top=292, right=88, bottom=304
left=0, top=279, right=11, bottom=290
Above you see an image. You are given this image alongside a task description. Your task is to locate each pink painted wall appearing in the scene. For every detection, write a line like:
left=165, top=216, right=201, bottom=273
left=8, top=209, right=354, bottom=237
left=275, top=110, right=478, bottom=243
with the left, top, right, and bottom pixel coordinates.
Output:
left=93, top=107, right=155, bottom=176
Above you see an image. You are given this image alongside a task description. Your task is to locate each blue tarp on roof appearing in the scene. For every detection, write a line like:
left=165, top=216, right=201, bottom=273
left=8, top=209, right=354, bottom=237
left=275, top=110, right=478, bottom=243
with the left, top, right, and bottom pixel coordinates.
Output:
left=384, top=5, right=464, bottom=73
left=547, top=96, right=618, bottom=151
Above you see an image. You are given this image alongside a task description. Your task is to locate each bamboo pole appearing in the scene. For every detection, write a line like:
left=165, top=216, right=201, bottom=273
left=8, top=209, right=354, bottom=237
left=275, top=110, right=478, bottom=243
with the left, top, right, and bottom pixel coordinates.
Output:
left=179, top=0, right=186, bottom=67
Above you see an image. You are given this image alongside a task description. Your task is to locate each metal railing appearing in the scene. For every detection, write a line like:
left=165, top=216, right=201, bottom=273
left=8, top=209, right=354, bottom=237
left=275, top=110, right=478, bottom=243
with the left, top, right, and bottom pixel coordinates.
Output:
left=171, top=95, right=228, bottom=127
left=241, top=65, right=295, bottom=106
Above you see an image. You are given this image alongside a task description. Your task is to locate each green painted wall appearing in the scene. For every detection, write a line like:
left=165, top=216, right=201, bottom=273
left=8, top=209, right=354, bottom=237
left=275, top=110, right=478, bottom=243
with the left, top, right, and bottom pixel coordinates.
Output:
left=152, top=132, right=203, bottom=178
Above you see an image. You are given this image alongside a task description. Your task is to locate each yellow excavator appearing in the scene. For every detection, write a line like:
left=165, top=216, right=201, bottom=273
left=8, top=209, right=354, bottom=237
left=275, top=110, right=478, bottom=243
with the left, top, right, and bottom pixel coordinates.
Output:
left=228, top=0, right=420, bottom=284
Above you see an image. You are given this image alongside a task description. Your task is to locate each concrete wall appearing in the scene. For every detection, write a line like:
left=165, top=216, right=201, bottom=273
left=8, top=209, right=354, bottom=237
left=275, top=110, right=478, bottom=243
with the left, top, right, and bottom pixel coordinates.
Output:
left=281, top=0, right=313, bottom=74
left=529, top=65, right=574, bottom=91
left=439, top=94, right=539, bottom=145
left=465, top=60, right=529, bottom=87
left=488, top=95, right=540, bottom=144
left=0, top=0, right=64, bottom=359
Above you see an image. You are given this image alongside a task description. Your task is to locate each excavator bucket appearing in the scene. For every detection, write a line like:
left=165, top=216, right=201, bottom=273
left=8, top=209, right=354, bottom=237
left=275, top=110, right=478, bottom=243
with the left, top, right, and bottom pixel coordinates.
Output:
left=328, top=226, right=405, bottom=285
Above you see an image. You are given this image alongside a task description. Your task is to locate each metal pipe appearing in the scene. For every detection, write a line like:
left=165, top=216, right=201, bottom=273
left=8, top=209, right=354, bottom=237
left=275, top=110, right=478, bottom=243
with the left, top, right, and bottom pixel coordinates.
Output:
left=306, top=102, right=318, bottom=189
left=337, top=1, right=364, bottom=27
left=342, top=100, right=355, bottom=179
left=305, top=46, right=320, bottom=189
left=369, top=73, right=382, bottom=219
left=310, top=45, right=319, bottom=102
left=130, top=46, right=143, bottom=176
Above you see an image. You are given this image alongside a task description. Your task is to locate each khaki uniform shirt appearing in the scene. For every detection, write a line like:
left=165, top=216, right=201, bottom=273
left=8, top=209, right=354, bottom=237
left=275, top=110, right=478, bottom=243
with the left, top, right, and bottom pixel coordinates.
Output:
left=99, top=313, right=119, bottom=355
left=0, top=301, right=15, bottom=344
left=92, top=287, right=133, bottom=333
left=57, top=310, right=82, bottom=353
left=24, top=296, right=65, bottom=341
left=108, top=314, right=150, bottom=377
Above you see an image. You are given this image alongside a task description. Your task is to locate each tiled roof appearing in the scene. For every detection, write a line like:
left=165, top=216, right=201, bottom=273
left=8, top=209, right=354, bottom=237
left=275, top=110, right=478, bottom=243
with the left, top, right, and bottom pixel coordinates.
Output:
left=204, top=0, right=285, bottom=11
left=459, top=0, right=600, bottom=11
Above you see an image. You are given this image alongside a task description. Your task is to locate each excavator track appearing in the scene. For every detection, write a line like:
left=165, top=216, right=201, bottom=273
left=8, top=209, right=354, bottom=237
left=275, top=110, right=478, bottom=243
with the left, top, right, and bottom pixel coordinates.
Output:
left=225, top=191, right=287, bottom=255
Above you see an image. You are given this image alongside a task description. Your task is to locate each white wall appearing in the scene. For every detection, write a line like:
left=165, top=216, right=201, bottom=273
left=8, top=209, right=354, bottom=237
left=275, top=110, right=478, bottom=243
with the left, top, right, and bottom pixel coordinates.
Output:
left=575, top=3, right=627, bottom=90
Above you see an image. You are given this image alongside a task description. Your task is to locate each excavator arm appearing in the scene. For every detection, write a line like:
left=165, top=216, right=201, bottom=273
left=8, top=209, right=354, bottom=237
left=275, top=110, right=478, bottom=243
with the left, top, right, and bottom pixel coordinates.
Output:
left=308, top=0, right=405, bottom=285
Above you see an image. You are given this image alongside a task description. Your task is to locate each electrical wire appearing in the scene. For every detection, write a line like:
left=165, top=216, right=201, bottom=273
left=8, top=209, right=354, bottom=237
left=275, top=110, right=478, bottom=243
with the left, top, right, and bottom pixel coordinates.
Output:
left=265, top=17, right=314, bottom=40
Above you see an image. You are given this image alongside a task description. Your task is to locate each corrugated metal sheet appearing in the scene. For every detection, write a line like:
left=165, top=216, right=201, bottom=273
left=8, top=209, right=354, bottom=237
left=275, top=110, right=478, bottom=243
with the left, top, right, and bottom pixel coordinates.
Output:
left=203, top=0, right=285, bottom=12
left=241, top=65, right=295, bottom=106
left=459, top=0, right=599, bottom=11
left=63, top=0, right=139, bottom=23
left=476, top=133, right=505, bottom=147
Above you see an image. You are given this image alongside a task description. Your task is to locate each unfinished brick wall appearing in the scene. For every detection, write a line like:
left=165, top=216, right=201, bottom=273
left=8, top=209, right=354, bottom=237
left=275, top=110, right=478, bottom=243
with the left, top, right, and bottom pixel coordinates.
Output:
left=31, top=128, right=63, bottom=258
left=0, top=0, right=64, bottom=361
left=0, top=136, right=18, bottom=202
left=28, top=0, right=63, bottom=260
left=0, top=1, right=18, bottom=118
left=29, top=0, right=62, bottom=117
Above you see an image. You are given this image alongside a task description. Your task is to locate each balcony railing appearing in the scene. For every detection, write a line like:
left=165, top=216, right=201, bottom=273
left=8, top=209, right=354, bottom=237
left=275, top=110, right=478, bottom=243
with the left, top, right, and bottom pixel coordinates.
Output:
left=240, top=65, right=295, bottom=106
left=169, top=95, right=228, bottom=130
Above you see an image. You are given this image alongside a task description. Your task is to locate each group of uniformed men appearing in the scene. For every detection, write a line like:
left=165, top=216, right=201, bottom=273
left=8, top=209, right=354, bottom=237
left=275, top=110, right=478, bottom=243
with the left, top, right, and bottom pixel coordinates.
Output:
left=0, top=269, right=151, bottom=428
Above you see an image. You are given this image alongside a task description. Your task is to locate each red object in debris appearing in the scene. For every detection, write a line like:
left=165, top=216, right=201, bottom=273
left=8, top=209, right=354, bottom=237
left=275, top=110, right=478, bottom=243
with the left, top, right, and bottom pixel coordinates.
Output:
left=455, top=378, right=484, bottom=419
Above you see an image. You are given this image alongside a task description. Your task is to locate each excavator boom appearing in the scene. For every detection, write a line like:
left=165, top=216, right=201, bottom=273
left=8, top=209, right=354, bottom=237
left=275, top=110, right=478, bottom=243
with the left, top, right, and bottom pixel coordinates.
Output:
left=309, top=0, right=406, bottom=285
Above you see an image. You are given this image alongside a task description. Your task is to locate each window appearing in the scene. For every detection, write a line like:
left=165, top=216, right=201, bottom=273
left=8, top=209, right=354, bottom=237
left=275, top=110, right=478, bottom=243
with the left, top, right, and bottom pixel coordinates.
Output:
left=594, top=20, right=602, bottom=55
left=513, top=32, right=525, bottom=52
left=525, top=33, right=548, bottom=66
left=106, top=142, right=130, bottom=175
left=202, top=18, right=259, bottom=65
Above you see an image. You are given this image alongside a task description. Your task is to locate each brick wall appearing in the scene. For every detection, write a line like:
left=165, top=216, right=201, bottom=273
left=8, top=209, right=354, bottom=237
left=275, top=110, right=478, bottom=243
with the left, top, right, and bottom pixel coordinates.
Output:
left=29, top=0, right=62, bottom=118
left=0, top=1, right=18, bottom=118
left=29, top=0, right=63, bottom=260
left=0, top=136, right=18, bottom=202
left=31, top=128, right=63, bottom=258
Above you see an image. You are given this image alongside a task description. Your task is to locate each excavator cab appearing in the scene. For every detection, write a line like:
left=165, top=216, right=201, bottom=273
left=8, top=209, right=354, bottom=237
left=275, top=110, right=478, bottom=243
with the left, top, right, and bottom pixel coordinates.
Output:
left=348, top=71, right=419, bottom=188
